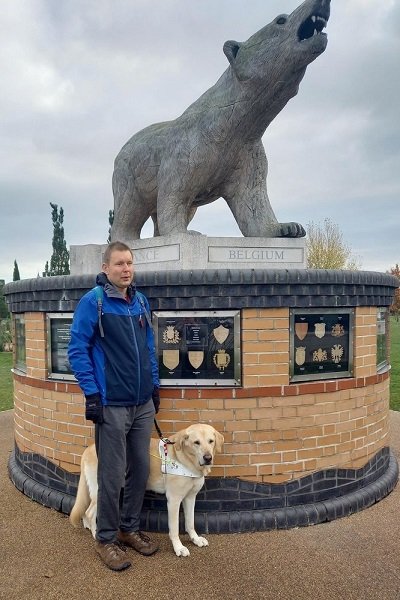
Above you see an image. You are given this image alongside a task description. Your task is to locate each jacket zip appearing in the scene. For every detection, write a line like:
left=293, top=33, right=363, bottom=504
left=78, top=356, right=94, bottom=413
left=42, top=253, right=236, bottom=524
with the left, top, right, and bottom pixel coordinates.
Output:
left=127, top=301, right=141, bottom=400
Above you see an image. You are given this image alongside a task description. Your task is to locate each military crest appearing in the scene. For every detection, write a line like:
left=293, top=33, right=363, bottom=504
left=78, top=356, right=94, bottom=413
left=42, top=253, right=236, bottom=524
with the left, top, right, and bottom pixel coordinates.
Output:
left=331, top=323, right=345, bottom=337
left=188, top=351, right=204, bottom=370
left=295, top=322, right=308, bottom=341
left=312, top=348, right=327, bottom=362
left=295, top=346, right=306, bottom=366
left=331, top=344, right=344, bottom=364
left=162, top=350, right=179, bottom=371
left=162, top=325, right=180, bottom=344
left=314, top=323, right=326, bottom=339
left=213, top=349, right=231, bottom=373
left=213, top=324, right=229, bottom=345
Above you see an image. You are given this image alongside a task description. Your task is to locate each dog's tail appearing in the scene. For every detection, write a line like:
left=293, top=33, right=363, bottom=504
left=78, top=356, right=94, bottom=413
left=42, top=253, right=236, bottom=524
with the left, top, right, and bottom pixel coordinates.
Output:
left=69, top=453, right=92, bottom=528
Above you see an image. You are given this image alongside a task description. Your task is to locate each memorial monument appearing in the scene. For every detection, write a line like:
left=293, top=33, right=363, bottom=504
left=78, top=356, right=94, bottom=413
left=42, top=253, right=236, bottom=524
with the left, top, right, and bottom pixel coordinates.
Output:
left=73, top=0, right=332, bottom=274
left=5, top=0, right=399, bottom=534
left=111, top=0, right=330, bottom=242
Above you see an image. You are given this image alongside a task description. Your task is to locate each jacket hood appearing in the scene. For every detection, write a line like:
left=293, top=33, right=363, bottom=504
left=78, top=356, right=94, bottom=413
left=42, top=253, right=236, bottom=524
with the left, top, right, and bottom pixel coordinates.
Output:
left=95, top=272, right=136, bottom=299
left=96, top=272, right=108, bottom=287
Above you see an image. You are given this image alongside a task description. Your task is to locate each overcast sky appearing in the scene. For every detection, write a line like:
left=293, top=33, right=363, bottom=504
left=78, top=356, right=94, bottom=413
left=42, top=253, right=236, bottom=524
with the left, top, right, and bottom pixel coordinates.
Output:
left=1, top=0, right=399, bottom=283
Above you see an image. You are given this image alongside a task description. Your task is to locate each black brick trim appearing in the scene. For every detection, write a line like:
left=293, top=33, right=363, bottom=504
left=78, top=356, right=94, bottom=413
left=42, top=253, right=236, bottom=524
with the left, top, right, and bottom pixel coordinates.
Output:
left=4, top=270, right=399, bottom=313
left=8, top=445, right=398, bottom=532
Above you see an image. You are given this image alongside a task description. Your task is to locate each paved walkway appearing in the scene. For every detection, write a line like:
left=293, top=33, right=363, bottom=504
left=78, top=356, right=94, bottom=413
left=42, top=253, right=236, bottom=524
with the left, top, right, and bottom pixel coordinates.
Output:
left=1, top=409, right=400, bottom=600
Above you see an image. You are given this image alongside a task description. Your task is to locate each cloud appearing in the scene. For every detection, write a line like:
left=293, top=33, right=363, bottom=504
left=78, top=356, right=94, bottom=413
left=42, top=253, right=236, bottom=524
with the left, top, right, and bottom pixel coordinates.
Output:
left=1, top=0, right=399, bottom=282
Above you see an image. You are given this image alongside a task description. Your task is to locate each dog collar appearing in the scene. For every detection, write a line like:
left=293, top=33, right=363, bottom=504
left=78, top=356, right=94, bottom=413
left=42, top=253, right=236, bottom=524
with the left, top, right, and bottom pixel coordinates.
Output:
left=159, top=440, right=200, bottom=478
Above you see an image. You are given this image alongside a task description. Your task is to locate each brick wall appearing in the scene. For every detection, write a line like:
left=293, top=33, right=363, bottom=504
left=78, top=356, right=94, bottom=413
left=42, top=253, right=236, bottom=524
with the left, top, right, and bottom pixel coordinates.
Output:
left=12, top=306, right=390, bottom=483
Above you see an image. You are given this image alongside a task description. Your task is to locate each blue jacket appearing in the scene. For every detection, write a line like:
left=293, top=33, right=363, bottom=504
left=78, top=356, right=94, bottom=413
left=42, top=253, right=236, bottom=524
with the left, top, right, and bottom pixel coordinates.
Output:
left=68, top=273, right=159, bottom=406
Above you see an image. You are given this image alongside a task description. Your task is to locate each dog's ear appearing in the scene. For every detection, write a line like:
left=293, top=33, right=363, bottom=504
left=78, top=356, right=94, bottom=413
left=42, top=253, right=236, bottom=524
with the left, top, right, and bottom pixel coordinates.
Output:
left=171, top=430, right=189, bottom=451
left=214, top=431, right=224, bottom=453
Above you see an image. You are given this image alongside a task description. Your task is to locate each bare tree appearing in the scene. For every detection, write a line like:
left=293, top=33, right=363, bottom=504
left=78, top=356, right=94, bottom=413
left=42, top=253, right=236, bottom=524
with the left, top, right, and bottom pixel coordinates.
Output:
left=306, top=218, right=361, bottom=270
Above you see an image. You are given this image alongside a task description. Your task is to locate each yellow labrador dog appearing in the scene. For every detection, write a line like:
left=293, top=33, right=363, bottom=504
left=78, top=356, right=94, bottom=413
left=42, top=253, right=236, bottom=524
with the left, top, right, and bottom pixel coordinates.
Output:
left=70, top=424, right=224, bottom=557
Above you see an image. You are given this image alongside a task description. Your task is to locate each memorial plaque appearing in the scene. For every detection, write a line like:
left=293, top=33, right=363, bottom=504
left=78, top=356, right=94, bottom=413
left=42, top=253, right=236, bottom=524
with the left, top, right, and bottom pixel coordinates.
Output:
left=154, top=310, right=241, bottom=386
left=47, top=313, right=75, bottom=380
left=290, top=308, right=354, bottom=382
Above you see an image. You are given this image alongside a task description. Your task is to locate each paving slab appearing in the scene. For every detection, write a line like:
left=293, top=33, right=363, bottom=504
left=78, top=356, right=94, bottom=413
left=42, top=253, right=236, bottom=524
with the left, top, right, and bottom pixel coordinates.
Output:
left=1, top=409, right=400, bottom=600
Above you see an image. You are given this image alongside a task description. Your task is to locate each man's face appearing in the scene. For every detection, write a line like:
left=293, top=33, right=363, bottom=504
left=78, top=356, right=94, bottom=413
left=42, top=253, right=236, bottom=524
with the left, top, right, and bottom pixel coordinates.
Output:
left=102, top=250, right=134, bottom=293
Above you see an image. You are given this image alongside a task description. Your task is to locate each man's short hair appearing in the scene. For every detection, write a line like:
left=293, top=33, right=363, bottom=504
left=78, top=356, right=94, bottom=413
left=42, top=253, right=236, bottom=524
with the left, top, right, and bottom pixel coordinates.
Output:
left=102, top=241, right=133, bottom=264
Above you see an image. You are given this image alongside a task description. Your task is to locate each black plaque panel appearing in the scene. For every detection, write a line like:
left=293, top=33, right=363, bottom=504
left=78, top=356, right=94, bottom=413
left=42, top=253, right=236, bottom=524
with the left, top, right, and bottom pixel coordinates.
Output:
left=14, top=315, right=26, bottom=372
left=290, top=309, right=354, bottom=382
left=376, top=307, right=389, bottom=370
left=47, top=313, right=75, bottom=379
left=154, top=311, right=241, bottom=386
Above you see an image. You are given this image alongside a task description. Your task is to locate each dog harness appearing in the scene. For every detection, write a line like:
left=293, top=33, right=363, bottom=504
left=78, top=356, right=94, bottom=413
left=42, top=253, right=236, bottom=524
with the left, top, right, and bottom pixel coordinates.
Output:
left=158, top=441, right=200, bottom=478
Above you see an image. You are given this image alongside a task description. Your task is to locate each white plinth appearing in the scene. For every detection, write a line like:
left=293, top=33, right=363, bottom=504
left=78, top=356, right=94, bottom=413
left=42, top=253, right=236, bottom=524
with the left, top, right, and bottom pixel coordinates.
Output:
left=70, top=234, right=306, bottom=274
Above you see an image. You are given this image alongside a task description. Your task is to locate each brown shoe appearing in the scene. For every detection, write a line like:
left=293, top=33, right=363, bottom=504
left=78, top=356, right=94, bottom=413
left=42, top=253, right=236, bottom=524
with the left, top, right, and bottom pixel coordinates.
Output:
left=95, top=541, right=132, bottom=571
left=117, top=530, right=159, bottom=556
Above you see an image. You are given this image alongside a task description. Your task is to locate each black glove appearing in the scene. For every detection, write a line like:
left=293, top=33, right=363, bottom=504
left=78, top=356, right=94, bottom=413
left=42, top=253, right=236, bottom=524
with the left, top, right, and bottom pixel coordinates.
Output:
left=85, top=393, right=104, bottom=424
left=152, top=386, right=160, bottom=414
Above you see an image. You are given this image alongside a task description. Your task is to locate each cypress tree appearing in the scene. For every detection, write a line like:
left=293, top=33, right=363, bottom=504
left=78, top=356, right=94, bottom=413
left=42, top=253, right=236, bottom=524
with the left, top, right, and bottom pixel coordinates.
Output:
left=43, top=203, right=70, bottom=276
left=0, top=280, right=9, bottom=319
left=13, top=260, right=21, bottom=281
left=107, top=209, right=114, bottom=243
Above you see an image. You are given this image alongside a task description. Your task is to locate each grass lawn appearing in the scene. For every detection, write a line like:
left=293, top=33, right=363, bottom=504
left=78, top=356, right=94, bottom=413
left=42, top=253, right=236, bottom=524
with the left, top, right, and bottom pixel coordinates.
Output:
left=0, top=320, right=399, bottom=413
left=0, top=352, right=13, bottom=412
left=390, top=317, right=400, bottom=411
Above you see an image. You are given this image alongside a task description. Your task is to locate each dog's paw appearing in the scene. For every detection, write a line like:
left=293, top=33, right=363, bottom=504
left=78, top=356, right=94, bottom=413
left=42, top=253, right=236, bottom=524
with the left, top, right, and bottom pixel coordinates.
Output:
left=173, top=544, right=190, bottom=557
left=191, top=535, right=209, bottom=548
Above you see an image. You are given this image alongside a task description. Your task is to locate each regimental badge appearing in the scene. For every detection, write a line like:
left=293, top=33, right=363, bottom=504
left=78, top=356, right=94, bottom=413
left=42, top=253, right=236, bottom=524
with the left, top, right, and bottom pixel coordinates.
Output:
left=295, top=322, right=308, bottom=341
left=213, top=324, right=229, bottom=345
left=295, top=346, right=306, bottom=366
left=188, top=350, right=204, bottom=370
left=331, top=344, right=344, bottom=364
left=162, top=325, right=180, bottom=344
left=163, top=350, right=179, bottom=371
left=314, top=323, right=326, bottom=339
left=213, top=349, right=231, bottom=373
left=312, top=348, right=327, bottom=362
left=331, top=323, right=345, bottom=337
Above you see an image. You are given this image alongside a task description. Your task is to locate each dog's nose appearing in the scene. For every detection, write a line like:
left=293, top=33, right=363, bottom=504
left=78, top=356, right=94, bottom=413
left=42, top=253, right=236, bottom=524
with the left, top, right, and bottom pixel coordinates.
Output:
left=203, top=453, right=212, bottom=465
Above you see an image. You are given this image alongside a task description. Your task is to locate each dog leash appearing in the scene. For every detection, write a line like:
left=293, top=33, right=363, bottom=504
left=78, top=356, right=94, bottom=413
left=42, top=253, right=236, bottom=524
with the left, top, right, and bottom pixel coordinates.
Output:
left=153, top=418, right=176, bottom=472
left=154, top=418, right=175, bottom=445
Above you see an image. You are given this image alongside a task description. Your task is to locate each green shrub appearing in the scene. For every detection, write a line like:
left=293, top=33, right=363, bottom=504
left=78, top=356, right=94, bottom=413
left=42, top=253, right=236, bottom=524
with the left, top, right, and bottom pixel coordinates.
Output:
left=0, top=352, right=13, bottom=411
left=0, top=318, right=12, bottom=351
left=390, top=317, right=400, bottom=411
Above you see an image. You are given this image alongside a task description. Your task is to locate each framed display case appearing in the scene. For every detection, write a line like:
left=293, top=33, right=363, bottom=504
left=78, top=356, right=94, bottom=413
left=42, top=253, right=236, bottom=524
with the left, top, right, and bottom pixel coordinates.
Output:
left=14, top=314, right=26, bottom=372
left=290, top=308, right=354, bottom=382
left=153, top=310, right=241, bottom=386
left=376, top=307, right=389, bottom=372
left=46, top=313, right=75, bottom=380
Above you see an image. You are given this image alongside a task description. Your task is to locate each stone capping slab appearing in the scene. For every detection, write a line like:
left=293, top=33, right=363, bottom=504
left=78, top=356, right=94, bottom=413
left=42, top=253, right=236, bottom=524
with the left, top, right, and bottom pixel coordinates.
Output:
left=8, top=445, right=398, bottom=533
left=4, top=269, right=399, bottom=313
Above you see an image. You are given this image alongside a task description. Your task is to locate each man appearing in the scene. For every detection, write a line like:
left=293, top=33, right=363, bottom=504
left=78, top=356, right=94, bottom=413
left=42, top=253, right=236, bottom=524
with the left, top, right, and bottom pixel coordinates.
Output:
left=68, top=241, right=160, bottom=571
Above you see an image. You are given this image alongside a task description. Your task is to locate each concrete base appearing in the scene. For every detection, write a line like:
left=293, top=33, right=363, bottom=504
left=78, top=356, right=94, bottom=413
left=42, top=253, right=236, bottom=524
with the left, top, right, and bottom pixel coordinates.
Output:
left=70, top=234, right=306, bottom=274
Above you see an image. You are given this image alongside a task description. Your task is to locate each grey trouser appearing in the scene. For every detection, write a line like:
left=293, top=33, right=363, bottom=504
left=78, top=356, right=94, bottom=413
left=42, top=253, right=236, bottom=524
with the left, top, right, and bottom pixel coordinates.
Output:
left=95, top=400, right=155, bottom=543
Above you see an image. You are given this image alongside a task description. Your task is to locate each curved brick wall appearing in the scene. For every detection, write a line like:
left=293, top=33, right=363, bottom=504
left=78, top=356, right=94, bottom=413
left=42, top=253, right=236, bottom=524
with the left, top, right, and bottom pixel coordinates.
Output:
left=4, top=269, right=399, bottom=529
left=10, top=309, right=391, bottom=480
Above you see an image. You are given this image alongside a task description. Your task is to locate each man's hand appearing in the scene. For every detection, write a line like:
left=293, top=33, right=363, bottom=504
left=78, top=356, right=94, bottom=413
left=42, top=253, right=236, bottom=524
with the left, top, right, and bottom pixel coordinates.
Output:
left=152, top=386, right=160, bottom=414
left=85, top=393, right=104, bottom=424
